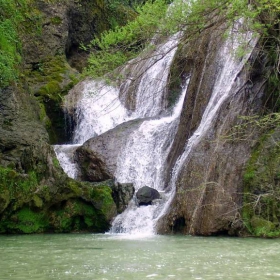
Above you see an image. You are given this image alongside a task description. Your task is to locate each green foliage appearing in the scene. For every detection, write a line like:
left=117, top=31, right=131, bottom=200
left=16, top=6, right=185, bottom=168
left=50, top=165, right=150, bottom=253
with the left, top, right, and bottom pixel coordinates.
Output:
left=85, top=0, right=168, bottom=78
left=0, top=0, right=25, bottom=87
left=85, top=0, right=280, bottom=80
left=242, top=130, right=280, bottom=237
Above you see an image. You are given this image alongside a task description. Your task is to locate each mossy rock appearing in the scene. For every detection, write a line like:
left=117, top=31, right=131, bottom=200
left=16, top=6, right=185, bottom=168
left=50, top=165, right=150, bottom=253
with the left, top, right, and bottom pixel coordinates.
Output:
left=0, top=190, right=10, bottom=214
left=250, top=216, right=276, bottom=237
left=49, top=198, right=110, bottom=233
left=0, top=166, right=117, bottom=234
left=242, top=128, right=280, bottom=237
left=7, top=208, right=49, bottom=234
left=88, top=185, right=116, bottom=221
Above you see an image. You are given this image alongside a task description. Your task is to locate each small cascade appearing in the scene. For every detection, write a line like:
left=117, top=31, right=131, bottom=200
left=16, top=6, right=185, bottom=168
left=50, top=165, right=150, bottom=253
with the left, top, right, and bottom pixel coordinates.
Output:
left=132, top=35, right=179, bottom=117
left=115, top=87, right=187, bottom=189
left=110, top=85, right=188, bottom=235
left=54, top=144, right=81, bottom=179
left=66, top=81, right=130, bottom=144
left=54, top=36, right=179, bottom=186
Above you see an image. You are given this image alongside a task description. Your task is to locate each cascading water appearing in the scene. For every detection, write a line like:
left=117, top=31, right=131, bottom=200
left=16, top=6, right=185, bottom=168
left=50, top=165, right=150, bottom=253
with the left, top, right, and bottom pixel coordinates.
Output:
left=54, top=19, right=258, bottom=236
left=55, top=36, right=179, bottom=181
left=156, top=22, right=259, bottom=229
left=110, top=84, right=188, bottom=235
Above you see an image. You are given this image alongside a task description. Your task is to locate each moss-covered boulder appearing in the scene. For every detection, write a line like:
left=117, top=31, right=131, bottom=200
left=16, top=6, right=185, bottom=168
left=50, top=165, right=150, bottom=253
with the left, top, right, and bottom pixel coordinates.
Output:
left=0, top=166, right=117, bottom=233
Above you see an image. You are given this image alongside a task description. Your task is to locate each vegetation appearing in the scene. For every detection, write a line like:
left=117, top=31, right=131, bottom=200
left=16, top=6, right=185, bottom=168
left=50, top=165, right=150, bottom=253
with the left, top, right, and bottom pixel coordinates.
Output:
left=242, top=129, right=280, bottom=237
left=85, top=0, right=280, bottom=79
left=0, top=0, right=26, bottom=87
left=0, top=166, right=116, bottom=233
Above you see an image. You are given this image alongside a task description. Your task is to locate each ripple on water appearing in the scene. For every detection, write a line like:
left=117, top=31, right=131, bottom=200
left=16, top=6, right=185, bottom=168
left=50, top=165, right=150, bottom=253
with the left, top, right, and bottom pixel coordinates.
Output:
left=0, top=235, right=280, bottom=280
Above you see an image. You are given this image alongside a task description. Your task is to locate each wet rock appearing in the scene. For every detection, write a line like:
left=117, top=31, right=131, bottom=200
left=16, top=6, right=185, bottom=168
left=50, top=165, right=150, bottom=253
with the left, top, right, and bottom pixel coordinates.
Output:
left=156, top=24, right=265, bottom=236
left=0, top=0, right=136, bottom=234
left=111, top=182, right=135, bottom=213
left=136, top=186, right=160, bottom=206
left=75, top=148, right=113, bottom=182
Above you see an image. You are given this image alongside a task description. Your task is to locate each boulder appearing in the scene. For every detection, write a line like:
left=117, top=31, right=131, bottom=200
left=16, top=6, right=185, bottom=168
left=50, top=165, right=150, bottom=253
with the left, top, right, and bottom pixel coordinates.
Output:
left=136, top=186, right=160, bottom=206
left=111, top=182, right=135, bottom=213
left=75, top=148, right=113, bottom=182
left=76, top=119, right=145, bottom=175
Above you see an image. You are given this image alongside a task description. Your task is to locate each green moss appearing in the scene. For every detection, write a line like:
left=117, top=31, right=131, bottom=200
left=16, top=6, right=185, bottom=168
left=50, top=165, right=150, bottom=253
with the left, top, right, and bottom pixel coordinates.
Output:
left=52, top=157, right=60, bottom=168
left=49, top=199, right=110, bottom=233
left=89, top=185, right=115, bottom=219
left=242, top=129, right=280, bottom=237
left=0, top=0, right=23, bottom=87
left=0, top=168, right=116, bottom=233
left=30, top=56, right=70, bottom=100
left=8, top=207, right=48, bottom=233
left=50, top=16, right=62, bottom=25
left=0, top=167, right=38, bottom=196
left=0, top=0, right=45, bottom=87
left=32, top=195, right=43, bottom=208
left=249, top=216, right=280, bottom=238
left=39, top=103, right=52, bottom=129
left=0, top=190, right=10, bottom=212
left=37, top=81, right=61, bottom=98
left=68, top=180, right=82, bottom=196
left=27, top=55, right=80, bottom=143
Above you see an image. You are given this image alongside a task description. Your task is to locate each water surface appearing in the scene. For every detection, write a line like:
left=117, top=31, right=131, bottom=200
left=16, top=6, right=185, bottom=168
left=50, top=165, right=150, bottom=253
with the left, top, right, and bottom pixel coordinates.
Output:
left=0, top=234, right=279, bottom=279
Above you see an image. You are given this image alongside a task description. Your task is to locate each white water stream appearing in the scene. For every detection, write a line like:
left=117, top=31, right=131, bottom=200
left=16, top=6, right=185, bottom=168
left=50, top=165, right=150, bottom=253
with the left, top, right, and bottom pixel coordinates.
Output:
left=54, top=22, right=258, bottom=236
left=54, top=36, right=182, bottom=236
left=156, top=22, right=259, bottom=225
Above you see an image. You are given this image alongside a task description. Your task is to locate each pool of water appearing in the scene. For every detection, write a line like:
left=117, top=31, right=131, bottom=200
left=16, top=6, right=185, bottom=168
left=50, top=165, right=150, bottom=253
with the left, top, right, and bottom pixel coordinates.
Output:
left=0, top=234, right=279, bottom=279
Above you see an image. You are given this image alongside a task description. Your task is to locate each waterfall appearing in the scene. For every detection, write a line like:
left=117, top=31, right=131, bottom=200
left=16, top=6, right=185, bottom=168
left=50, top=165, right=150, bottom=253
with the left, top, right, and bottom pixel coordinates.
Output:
left=54, top=34, right=180, bottom=190
left=54, top=19, right=258, bottom=236
left=110, top=84, right=188, bottom=235
left=156, top=22, right=259, bottom=228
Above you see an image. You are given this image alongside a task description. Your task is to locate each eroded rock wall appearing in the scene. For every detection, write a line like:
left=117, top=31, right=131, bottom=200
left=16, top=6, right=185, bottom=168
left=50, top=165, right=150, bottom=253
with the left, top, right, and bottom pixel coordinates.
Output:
left=157, top=26, right=266, bottom=236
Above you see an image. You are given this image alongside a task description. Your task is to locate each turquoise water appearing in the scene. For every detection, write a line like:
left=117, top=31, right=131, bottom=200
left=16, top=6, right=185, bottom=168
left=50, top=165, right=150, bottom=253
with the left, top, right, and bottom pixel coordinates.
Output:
left=0, top=234, right=279, bottom=279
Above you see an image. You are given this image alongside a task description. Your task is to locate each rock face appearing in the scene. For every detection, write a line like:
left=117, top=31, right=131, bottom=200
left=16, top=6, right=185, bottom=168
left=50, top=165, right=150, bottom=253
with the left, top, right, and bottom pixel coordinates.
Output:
left=0, top=170, right=117, bottom=233
left=0, top=86, right=48, bottom=170
left=0, top=84, right=118, bottom=233
left=75, top=148, right=113, bottom=182
left=241, top=127, right=280, bottom=237
left=157, top=24, right=265, bottom=236
left=136, top=186, right=160, bottom=206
